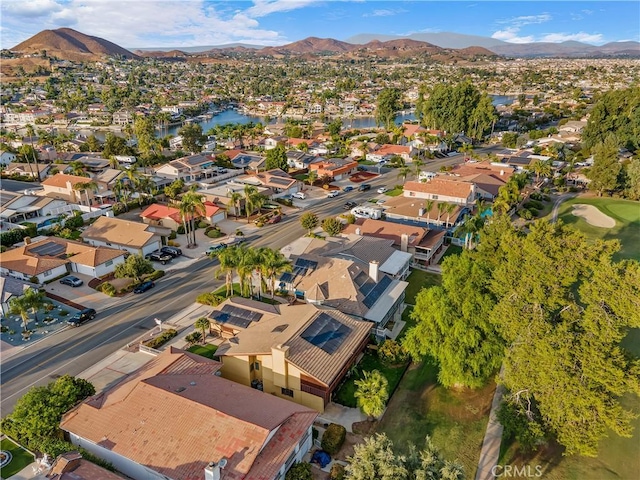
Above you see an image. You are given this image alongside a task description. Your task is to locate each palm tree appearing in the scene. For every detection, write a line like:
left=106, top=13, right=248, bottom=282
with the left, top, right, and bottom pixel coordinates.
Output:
left=216, top=246, right=240, bottom=297
left=354, top=370, right=389, bottom=420
left=243, top=184, right=258, bottom=223
left=194, top=317, right=210, bottom=345
left=444, top=203, right=457, bottom=228
left=412, top=159, right=424, bottom=180
left=25, top=124, right=42, bottom=181
left=455, top=214, right=485, bottom=249
left=459, top=143, right=474, bottom=161
left=177, top=191, right=206, bottom=247
left=422, top=199, right=435, bottom=227
left=10, top=288, right=46, bottom=333
left=531, top=160, right=552, bottom=184
left=261, top=248, right=292, bottom=298
left=306, top=169, right=318, bottom=187
left=236, top=246, right=258, bottom=297
left=436, top=202, right=446, bottom=226
left=228, top=191, right=243, bottom=218
left=68, top=161, right=88, bottom=177
left=73, top=180, right=98, bottom=206
left=397, top=166, right=411, bottom=183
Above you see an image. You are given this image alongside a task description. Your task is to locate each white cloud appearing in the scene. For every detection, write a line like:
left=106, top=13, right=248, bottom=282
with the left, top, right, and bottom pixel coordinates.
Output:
left=498, top=14, right=552, bottom=27
left=540, top=32, right=604, bottom=43
left=245, top=0, right=321, bottom=18
left=363, top=8, right=407, bottom=18
left=1, top=0, right=62, bottom=18
left=491, top=27, right=534, bottom=44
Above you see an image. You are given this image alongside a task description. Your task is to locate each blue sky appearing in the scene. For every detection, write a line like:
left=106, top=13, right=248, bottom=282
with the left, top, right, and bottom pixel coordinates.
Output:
left=1, top=1, right=638, bottom=49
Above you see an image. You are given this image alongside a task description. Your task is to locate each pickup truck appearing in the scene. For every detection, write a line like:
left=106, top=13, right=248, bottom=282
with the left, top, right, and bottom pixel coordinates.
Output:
left=145, top=251, right=173, bottom=265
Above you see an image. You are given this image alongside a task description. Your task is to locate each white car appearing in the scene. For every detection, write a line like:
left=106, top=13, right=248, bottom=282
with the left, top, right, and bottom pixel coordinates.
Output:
left=292, top=191, right=306, bottom=200
left=327, top=191, right=339, bottom=198
left=377, top=187, right=388, bottom=194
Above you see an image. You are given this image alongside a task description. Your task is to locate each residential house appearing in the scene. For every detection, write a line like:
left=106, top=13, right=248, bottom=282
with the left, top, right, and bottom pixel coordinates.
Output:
left=450, top=162, right=514, bottom=201
left=367, top=144, right=414, bottom=163
left=41, top=173, right=97, bottom=205
left=93, top=168, right=127, bottom=204
left=264, top=136, right=287, bottom=150
left=279, top=236, right=408, bottom=334
left=286, top=151, right=318, bottom=170
left=112, top=109, right=133, bottom=125
left=349, top=141, right=379, bottom=160
left=309, top=157, right=357, bottom=180
left=60, top=348, right=317, bottom=480
left=403, top=179, right=476, bottom=206
left=382, top=195, right=466, bottom=229
left=0, top=275, right=34, bottom=317
left=342, top=218, right=446, bottom=267
left=4, top=162, right=51, bottom=180
left=199, top=183, right=271, bottom=217
left=214, top=299, right=371, bottom=412
left=229, top=152, right=266, bottom=171
left=46, top=451, right=125, bottom=480
left=81, top=216, right=165, bottom=256
left=140, top=202, right=225, bottom=230
left=0, top=150, right=17, bottom=165
left=0, top=236, right=126, bottom=283
left=154, top=154, right=217, bottom=182
left=251, top=169, right=301, bottom=196
left=0, top=191, right=67, bottom=225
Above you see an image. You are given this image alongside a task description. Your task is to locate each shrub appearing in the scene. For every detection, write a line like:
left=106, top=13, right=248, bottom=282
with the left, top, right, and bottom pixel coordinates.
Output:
left=0, top=228, right=29, bottom=247
left=146, top=270, right=165, bottom=281
left=169, top=231, right=177, bottom=240
left=321, top=423, right=346, bottom=454
left=206, top=229, right=224, bottom=238
left=100, top=282, right=116, bottom=296
left=177, top=225, right=185, bottom=234
left=185, top=331, right=202, bottom=346
left=322, top=217, right=343, bottom=236
left=198, top=220, right=209, bottom=229
left=521, top=209, right=533, bottom=220
left=167, top=240, right=180, bottom=247
left=543, top=195, right=551, bottom=202
left=64, top=213, right=84, bottom=229
left=528, top=208, right=539, bottom=217
left=330, top=464, right=346, bottom=480
left=285, top=463, right=312, bottom=480
left=144, top=328, right=178, bottom=349
left=59, top=310, right=69, bottom=316
left=197, top=292, right=224, bottom=306
left=378, top=339, right=408, bottom=365
left=256, top=221, right=265, bottom=228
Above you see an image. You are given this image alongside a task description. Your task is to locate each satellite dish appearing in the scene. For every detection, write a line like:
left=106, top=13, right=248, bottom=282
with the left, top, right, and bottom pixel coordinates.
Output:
left=218, top=458, right=228, bottom=469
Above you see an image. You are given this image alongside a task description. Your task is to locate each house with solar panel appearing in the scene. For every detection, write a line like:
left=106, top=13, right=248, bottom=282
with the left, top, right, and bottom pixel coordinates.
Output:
left=278, top=235, right=410, bottom=338
left=211, top=299, right=372, bottom=412
left=250, top=169, right=302, bottom=196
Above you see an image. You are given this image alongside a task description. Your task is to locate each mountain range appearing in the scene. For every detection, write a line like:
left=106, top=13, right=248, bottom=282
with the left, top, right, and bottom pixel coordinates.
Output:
left=11, top=28, right=640, bottom=62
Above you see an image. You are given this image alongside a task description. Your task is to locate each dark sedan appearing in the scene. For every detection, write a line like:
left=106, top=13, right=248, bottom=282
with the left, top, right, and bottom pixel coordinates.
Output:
left=133, top=281, right=155, bottom=294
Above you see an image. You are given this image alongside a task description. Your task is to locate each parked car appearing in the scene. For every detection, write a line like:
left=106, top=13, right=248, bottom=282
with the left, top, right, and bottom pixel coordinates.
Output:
left=161, top=246, right=182, bottom=257
left=377, top=187, right=388, bottom=194
left=67, top=308, right=97, bottom=327
left=133, top=280, right=155, bottom=294
left=60, top=276, right=83, bottom=287
left=145, top=251, right=173, bottom=265
left=267, top=214, right=282, bottom=224
left=327, top=190, right=339, bottom=198
left=344, top=201, right=357, bottom=210
left=205, top=244, right=227, bottom=256
left=343, top=186, right=354, bottom=192
left=358, top=184, right=371, bottom=191
left=227, top=236, right=247, bottom=246
left=292, top=191, right=306, bottom=199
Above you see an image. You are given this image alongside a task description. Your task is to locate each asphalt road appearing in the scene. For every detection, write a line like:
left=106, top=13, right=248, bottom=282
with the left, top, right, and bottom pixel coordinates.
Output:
left=0, top=148, right=482, bottom=414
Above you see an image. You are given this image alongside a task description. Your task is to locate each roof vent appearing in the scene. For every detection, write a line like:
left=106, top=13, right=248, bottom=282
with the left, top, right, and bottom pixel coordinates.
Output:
left=174, top=386, right=186, bottom=393
left=190, top=381, right=197, bottom=386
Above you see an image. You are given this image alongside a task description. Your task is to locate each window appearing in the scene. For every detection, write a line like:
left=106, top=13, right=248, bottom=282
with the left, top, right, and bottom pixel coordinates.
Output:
left=254, top=362, right=260, bottom=371
left=432, top=195, right=439, bottom=200
left=105, top=260, right=113, bottom=267
left=43, top=270, right=51, bottom=277
left=281, top=387, right=294, bottom=397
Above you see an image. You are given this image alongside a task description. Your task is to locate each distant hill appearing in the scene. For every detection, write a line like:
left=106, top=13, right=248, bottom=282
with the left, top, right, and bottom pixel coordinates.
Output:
left=260, top=37, right=355, bottom=55
left=346, top=32, right=640, bottom=58
left=12, top=28, right=138, bottom=61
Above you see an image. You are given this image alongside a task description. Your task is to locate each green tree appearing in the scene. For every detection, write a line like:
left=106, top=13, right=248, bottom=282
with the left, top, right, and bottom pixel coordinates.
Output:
left=403, top=253, right=502, bottom=388
left=164, top=178, right=185, bottom=201
left=285, top=462, right=312, bottom=480
left=530, top=159, right=552, bottom=184
left=68, top=161, right=88, bottom=176
left=177, top=190, right=206, bottom=247
left=265, top=143, right=288, bottom=171
left=306, top=169, right=317, bottom=187
left=114, top=254, right=154, bottom=283
left=216, top=246, right=240, bottom=297
left=228, top=191, right=243, bottom=218
left=194, top=317, right=210, bottom=345
left=501, top=132, right=519, bottom=148
left=586, top=133, right=622, bottom=196
left=178, top=122, right=204, bottom=153
left=322, top=217, right=343, bottom=236
left=261, top=248, right=292, bottom=298
left=623, top=158, right=640, bottom=200
left=300, top=212, right=319, bottom=235
left=9, top=288, right=45, bottom=333
left=134, top=115, right=160, bottom=162
left=354, top=370, right=388, bottom=419
left=328, top=118, right=343, bottom=138
left=376, top=88, right=401, bottom=130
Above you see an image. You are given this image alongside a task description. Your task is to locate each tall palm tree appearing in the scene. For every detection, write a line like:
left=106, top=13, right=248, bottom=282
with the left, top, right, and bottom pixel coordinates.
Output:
left=436, top=202, right=446, bottom=226
left=177, top=191, right=206, bottom=247
left=459, top=143, right=474, bottom=161
left=216, top=246, right=240, bottom=297
left=531, top=160, right=552, bottom=184
left=236, top=246, right=258, bottom=298
left=68, top=161, right=88, bottom=177
left=25, top=124, right=42, bottom=181
left=10, top=288, right=46, bottom=333
left=412, top=159, right=424, bottom=180
left=243, top=184, right=258, bottom=223
left=397, top=166, right=411, bottom=184
left=228, top=191, right=243, bottom=218
left=261, top=248, right=292, bottom=298
left=455, top=214, right=485, bottom=249
left=423, top=199, right=435, bottom=227
left=73, top=180, right=98, bottom=206
left=194, top=317, right=210, bottom=345
left=444, top=203, right=457, bottom=228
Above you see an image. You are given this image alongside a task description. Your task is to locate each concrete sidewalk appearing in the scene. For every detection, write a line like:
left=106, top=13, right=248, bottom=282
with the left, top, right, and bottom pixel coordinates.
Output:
left=475, top=375, right=506, bottom=480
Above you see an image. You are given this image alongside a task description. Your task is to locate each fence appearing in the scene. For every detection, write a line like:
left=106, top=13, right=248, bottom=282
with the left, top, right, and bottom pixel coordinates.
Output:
left=138, top=344, right=161, bottom=356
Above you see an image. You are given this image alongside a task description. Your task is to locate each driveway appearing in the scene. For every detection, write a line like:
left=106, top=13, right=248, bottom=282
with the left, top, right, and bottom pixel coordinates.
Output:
left=44, top=273, right=116, bottom=310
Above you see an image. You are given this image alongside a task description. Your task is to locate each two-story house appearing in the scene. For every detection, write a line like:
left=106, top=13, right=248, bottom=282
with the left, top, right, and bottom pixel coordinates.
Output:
left=403, top=178, right=476, bottom=206
left=154, top=154, right=216, bottom=182
left=308, top=157, right=358, bottom=180
left=41, top=173, right=96, bottom=205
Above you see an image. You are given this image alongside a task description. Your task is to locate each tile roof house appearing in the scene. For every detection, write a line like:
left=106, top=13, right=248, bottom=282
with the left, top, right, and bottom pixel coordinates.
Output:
left=382, top=195, right=466, bottom=229
left=60, top=348, right=317, bottom=480
left=0, top=191, right=67, bottom=226
left=252, top=169, right=301, bottom=195
left=308, top=157, right=358, bottom=180
left=80, top=216, right=165, bottom=256
left=4, top=162, right=51, bottom=179
left=154, top=154, right=217, bottom=182
left=46, top=451, right=125, bottom=480
left=367, top=144, right=414, bottom=163
left=279, top=236, right=408, bottom=333
left=403, top=178, right=476, bottom=206
left=0, top=236, right=126, bottom=283
left=41, top=173, right=96, bottom=205
left=213, top=299, right=371, bottom=412
left=140, top=202, right=225, bottom=230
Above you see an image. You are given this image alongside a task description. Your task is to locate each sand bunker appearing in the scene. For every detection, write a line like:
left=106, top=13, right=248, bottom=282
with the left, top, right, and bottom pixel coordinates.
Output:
left=571, top=204, right=616, bottom=228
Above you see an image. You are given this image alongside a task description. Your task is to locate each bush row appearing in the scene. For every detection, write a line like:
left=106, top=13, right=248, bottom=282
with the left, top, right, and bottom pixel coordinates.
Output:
left=143, top=329, right=178, bottom=349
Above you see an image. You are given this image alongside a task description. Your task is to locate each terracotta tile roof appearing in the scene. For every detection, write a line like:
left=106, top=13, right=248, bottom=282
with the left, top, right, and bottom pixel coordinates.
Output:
left=451, top=162, right=514, bottom=181
left=383, top=196, right=464, bottom=224
left=376, top=144, right=411, bottom=155
left=342, top=218, right=427, bottom=247
left=41, top=173, right=90, bottom=188
left=404, top=179, right=474, bottom=199
left=81, top=216, right=157, bottom=249
left=0, top=245, right=68, bottom=275
left=417, top=229, right=446, bottom=249
left=402, top=124, right=425, bottom=137
left=70, top=246, right=125, bottom=268
left=60, top=348, right=316, bottom=480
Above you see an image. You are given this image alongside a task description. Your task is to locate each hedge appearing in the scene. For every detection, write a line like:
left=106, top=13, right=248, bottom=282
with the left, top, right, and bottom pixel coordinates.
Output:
left=143, top=329, right=178, bottom=349
left=0, top=228, right=29, bottom=247
left=146, top=270, right=165, bottom=281
left=321, top=423, right=346, bottom=454
left=196, top=292, right=224, bottom=306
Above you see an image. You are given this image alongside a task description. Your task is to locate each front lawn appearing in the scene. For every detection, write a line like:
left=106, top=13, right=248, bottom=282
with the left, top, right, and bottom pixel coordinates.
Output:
left=1, top=438, right=34, bottom=479
left=213, top=283, right=242, bottom=298
left=377, top=359, right=495, bottom=478
left=333, top=351, right=408, bottom=408
left=439, top=244, right=463, bottom=262
left=404, top=269, right=441, bottom=305
left=187, top=344, right=218, bottom=359
left=385, top=187, right=403, bottom=197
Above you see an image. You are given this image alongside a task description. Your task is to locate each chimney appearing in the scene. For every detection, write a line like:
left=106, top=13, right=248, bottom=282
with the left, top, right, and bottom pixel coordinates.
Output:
left=355, top=227, right=361, bottom=236
left=24, top=236, right=31, bottom=245
left=369, top=260, right=379, bottom=282
left=400, top=234, right=409, bottom=252
left=418, top=207, right=425, bottom=217
left=500, top=169, right=504, bottom=176
left=205, top=458, right=227, bottom=480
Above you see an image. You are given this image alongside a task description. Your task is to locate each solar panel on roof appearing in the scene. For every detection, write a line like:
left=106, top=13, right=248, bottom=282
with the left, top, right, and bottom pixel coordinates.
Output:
left=362, top=275, right=393, bottom=308
left=301, top=313, right=352, bottom=355
left=270, top=177, right=292, bottom=186
left=221, top=305, right=263, bottom=322
left=359, top=279, right=376, bottom=297
left=280, top=272, right=294, bottom=283
left=211, top=310, right=252, bottom=329
left=30, top=241, right=66, bottom=257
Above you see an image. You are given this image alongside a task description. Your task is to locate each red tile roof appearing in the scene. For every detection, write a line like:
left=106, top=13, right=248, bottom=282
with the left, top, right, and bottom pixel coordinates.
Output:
left=140, top=202, right=221, bottom=223
left=60, top=348, right=316, bottom=480
left=376, top=144, right=410, bottom=155
left=404, top=179, right=474, bottom=199
left=42, top=173, right=91, bottom=188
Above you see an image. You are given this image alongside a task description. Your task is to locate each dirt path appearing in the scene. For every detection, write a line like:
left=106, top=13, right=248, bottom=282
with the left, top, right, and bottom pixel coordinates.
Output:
left=550, top=193, right=577, bottom=223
